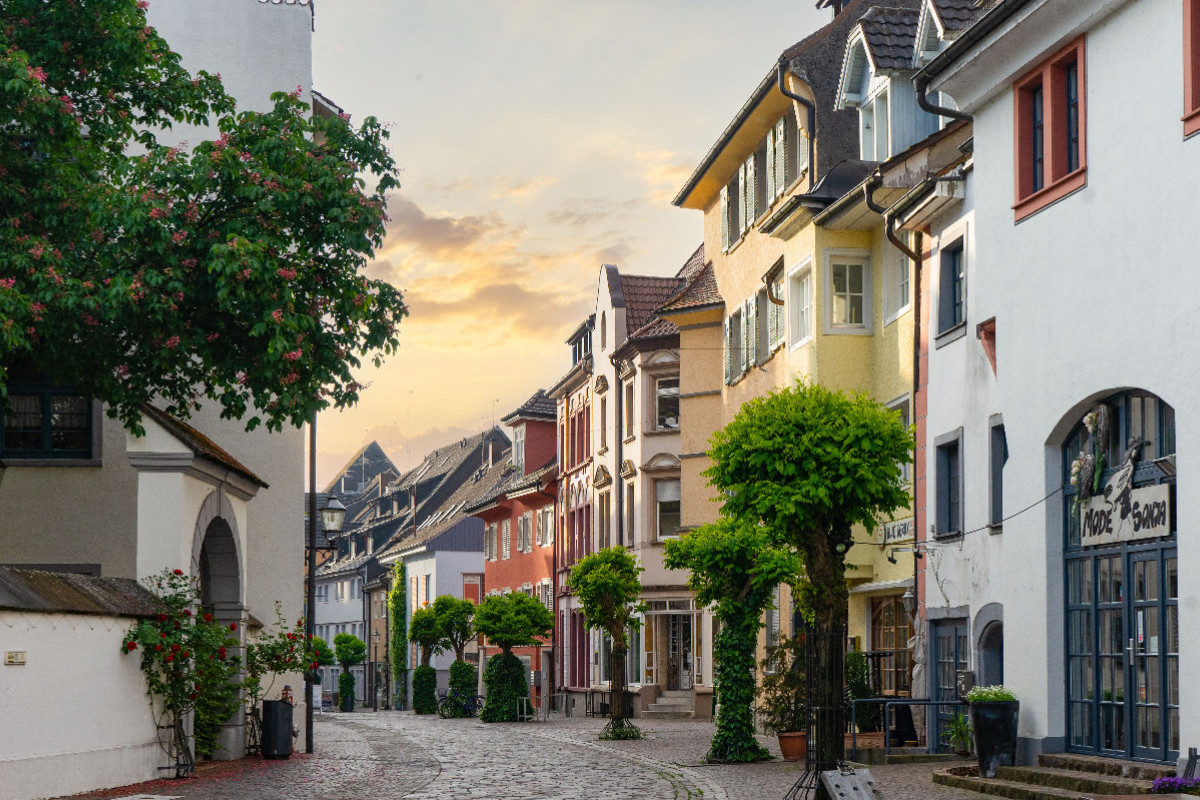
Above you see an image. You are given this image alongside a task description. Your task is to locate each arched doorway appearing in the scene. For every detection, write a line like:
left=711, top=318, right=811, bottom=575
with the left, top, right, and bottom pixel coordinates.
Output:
left=1061, top=391, right=1177, bottom=762
left=978, top=622, right=1003, bottom=687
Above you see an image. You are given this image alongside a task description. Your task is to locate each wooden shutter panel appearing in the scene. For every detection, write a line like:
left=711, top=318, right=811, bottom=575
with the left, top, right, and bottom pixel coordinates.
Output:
left=775, top=118, right=787, bottom=196
left=746, top=297, right=757, bottom=367
left=723, top=318, right=732, bottom=384
left=768, top=284, right=780, bottom=346
left=720, top=185, right=730, bottom=252
left=745, top=155, right=756, bottom=226
left=739, top=305, right=748, bottom=374
left=797, top=127, right=810, bottom=176
left=737, top=164, right=747, bottom=234
left=765, top=127, right=776, bottom=201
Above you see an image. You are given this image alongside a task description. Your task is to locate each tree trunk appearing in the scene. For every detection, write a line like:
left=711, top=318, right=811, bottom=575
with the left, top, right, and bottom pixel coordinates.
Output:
left=706, top=611, right=769, bottom=762
left=802, top=528, right=850, bottom=795
left=611, top=646, right=627, bottom=723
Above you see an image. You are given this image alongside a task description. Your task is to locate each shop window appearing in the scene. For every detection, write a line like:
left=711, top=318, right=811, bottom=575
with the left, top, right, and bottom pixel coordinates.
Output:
left=1187, top=0, right=1200, bottom=136
left=1, top=366, right=94, bottom=460
left=871, top=596, right=914, bottom=696
left=935, top=429, right=963, bottom=538
left=1013, top=36, right=1087, bottom=220
left=655, top=378, right=679, bottom=430
left=655, top=479, right=681, bottom=540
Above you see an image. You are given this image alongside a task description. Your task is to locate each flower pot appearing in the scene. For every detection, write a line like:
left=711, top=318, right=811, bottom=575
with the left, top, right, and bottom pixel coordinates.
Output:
left=340, top=694, right=355, bottom=712
left=261, top=700, right=293, bottom=759
left=778, top=731, right=807, bottom=761
left=969, top=700, right=1019, bottom=778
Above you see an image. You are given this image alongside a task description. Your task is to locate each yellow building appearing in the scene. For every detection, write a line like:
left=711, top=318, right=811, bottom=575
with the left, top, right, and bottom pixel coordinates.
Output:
left=661, top=0, right=965, bottom=710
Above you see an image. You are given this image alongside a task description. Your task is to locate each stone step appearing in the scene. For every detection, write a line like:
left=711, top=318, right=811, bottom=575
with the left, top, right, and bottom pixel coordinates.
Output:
left=650, top=696, right=692, bottom=706
left=934, top=767, right=1099, bottom=800
left=659, top=690, right=692, bottom=698
left=640, top=708, right=694, bottom=720
left=1037, top=754, right=1175, bottom=782
left=996, top=766, right=1155, bottom=796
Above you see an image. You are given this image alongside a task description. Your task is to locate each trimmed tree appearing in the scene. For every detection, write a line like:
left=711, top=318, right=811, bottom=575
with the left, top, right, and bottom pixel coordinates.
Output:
left=473, top=593, right=553, bottom=723
left=310, top=635, right=336, bottom=679
left=408, top=606, right=442, bottom=714
left=664, top=518, right=802, bottom=761
left=333, top=632, right=366, bottom=712
left=432, top=595, right=477, bottom=696
left=703, top=381, right=911, bottom=778
left=0, top=0, right=406, bottom=433
left=568, top=547, right=645, bottom=740
left=387, top=564, right=408, bottom=708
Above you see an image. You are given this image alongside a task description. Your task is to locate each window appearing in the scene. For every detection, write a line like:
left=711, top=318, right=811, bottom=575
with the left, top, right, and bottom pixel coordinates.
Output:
left=600, top=312, right=606, bottom=350
left=1013, top=36, right=1087, bottom=220
left=938, top=239, right=965, bottom=334
left=746, top=291, right=769, bottom=367
left=884, top=244, right=912, bottom=324
left=486, top=523, right=498, bottom=561
left=599, top=397, right=607, bottom=450
left=888, top=396, right=912, bottom=484
left=513, top=425, right=525, bottom=473
left=861, top=89, right=890, bottom=161
left=720, top=181, right=740, bottom=252
left=501, top=519, right=511, bottom=559
left=519, top=512, right=533, bottom=553
left=537, top=507, right=553, bottom=547
left=824, top=252, right=872, bottom=333
left=655, top=378, right=679, bottom=430
left=989, top=418, right=1007, bottom=528
left=788, top=264, right=813, bottom=346
left=626, top=483, right=635, bottom=546
left=871, top=596, right=914, bottom=695
left=935, top=430, right=963, bottom=537
left=724, top=305, right=744, bottom=384
left=765, top=117, right=788, bottom=203
left=739, top=153, right=757, bottom=235
left=571, top=331, right=591, bottom=364
left=1186, top=0, right=1200, bottom=135
left=655, top=479, right=681, bottom=540
left=1, top=367, right=94, bottom=460
left=767, top=273, right=786, bottom=350
left=765, top=585, right=781, bottom=663
left=624, top=383, right=634, bottom=437
left=597, top=491, right=610, bottom=549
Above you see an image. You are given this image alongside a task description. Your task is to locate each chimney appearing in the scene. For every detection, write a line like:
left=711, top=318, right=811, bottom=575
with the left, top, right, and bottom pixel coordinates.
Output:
left=488, top=438, right=495, bottom=468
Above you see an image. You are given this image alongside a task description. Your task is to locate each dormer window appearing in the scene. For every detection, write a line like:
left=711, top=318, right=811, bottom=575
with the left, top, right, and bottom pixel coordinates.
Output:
left=513, top=425, right=526, bottom=473
left=571, top=333, right=591, bottom=365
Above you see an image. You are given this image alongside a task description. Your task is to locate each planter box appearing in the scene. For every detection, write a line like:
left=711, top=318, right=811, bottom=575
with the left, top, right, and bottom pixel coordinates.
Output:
left=778, top=731, right=807, bottom=761
left=969, top=701, right=1019, bottom=778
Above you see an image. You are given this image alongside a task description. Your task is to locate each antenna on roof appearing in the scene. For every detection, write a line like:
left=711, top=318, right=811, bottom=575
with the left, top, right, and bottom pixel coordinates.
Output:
left=815, top=0, right=843, bottom=17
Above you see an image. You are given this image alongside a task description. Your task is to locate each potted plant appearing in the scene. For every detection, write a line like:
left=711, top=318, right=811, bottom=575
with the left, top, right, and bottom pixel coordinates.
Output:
left=944, top=713, right=973, bottom=756
left=965, top=685, right=1018, bottom=778
left=758, top=634, right=806, bottom=761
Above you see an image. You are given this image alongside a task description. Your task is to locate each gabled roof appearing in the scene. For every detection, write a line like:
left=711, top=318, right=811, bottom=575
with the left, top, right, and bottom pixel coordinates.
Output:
left=658, top=262, right=722, bottom=315
left=930, top=0, right=989, bottom=33
left=501, top=389, right=556, bottom=425
left=858, top=7, right=921, bottom=71
left=140, top=405, right=267, bottom=488
left=464, top=456, right=557, bottom=516
left=322, top=440, right=397, bottom=494
left=675, top=243, right=707, bottom=280
left=619, top=275, right=685, bottom=332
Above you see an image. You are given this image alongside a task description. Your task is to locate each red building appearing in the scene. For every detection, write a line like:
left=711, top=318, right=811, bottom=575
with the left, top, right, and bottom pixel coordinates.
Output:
left=465, top=389, right=558, bottom=701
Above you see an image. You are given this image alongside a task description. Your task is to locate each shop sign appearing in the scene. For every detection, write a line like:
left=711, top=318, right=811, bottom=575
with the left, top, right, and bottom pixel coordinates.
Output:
left=883, top=517, right=913, bottom=543
left=1080, top=483, right=1170, bottom=546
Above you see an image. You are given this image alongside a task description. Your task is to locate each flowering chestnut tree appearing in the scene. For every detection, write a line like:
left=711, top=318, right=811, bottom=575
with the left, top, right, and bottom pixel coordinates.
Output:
left=0, top=0, right=406, bottom=433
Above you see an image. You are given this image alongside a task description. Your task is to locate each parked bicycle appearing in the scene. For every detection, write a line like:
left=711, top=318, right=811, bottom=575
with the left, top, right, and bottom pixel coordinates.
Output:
left=437, top=688, right=484, bottom=719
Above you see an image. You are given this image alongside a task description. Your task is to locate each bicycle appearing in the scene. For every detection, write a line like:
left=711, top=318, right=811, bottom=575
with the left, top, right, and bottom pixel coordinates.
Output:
left=437, top=689, right=484, bottom=718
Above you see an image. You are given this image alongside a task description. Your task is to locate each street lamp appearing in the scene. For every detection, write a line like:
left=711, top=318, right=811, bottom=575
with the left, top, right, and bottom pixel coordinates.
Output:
left=901, top=585, right=916, bottom=616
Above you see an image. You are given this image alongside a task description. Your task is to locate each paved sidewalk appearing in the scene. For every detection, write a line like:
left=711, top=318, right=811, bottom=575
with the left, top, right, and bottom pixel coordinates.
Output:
left=63, top=712, right=981, bottom=800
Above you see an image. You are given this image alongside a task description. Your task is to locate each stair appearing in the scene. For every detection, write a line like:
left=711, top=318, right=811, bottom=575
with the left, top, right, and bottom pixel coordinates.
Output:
left=641, top=690, right=694, bottom=720
left=932, top=752, right=1173, bottom=800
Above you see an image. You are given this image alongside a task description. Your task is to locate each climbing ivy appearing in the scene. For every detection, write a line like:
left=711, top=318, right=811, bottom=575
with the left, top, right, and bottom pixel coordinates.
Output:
left=388, top=563, right=407, bottom=708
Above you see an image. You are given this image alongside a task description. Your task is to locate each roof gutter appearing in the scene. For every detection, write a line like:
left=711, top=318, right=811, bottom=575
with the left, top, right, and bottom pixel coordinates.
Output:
left=864, top=173, right=921, bottom=264
left=777, top=58, right=817, bottom=193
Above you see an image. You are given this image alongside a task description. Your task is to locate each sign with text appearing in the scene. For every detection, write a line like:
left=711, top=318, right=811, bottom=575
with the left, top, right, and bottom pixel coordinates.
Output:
left=883, top=517, right=914, bottom=544
left=1080, top=484, right=1170, bottom=546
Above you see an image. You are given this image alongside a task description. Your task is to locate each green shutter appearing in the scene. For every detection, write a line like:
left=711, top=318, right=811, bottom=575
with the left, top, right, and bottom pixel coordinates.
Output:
left=765, top=127, right=776, bottom=201
left=720, top=185, right=730, bottom=252
left=723, top=318, right=732, bottom=384
left=737, top=164, right=747, bottom=234
left=775, top=118, right=787, bottom=196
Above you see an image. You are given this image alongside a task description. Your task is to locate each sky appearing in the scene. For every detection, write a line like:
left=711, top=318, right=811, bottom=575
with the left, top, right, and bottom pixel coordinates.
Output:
left=309, top=0, right=833, bottom=485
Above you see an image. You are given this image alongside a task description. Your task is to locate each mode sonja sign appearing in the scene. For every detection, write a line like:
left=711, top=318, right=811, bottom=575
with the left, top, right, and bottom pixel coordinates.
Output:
left=1079, top=453, right=1170, bottom=546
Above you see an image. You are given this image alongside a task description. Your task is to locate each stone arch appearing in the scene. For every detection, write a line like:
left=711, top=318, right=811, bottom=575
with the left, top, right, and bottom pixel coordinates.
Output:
left=973, top=602, right=1004, bottom=687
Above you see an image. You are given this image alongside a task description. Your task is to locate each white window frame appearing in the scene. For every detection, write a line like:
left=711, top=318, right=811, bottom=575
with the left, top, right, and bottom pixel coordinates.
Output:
left=724, top=305, right=744, bottom=384
left=513, top=425, right=525, bottom=472
left=654, top=478, right=682, bottom=541
left=522, top=512, right=533, bottom=553
left=537, top=507, right=553, bottom=547
left=787, top=259, right=814, bottom=349
left=883, top=241, right=912, bottom=326
left=886, top=393, right=912, bottom=484
left=822, top=249, right=873, bottom=335
left=654, top=377, right=680, bottom=431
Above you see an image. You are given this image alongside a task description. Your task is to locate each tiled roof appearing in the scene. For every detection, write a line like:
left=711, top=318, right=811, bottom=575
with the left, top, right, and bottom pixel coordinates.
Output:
left=629, top=316, right=679, bottom=342
left=501, top=389, right=556, bottom=424
left=932, top=0, right=990, bottom=32
left=466, top=457, right=557, bottom=515
left=140, top=405, right=268, bottom=488
left=675, top=243, right=706, bottom=280
left=860, top=7, right=921, bottom=71
left=619, top=275, right=685, bottom=332
left=659, top=262, right=722, bottom=314
left=323, top=440, right=397, bottom=494
left=0, top=567, right=158, bottom=617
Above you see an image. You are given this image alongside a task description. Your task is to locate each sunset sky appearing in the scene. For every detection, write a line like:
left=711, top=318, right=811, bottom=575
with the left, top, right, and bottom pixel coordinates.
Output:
left=309, top=1, right=832, bottom=484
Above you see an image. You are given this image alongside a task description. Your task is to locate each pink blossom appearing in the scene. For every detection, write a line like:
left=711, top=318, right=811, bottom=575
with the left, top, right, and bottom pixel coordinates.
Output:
left=137, top=0, right=149, bottom=9
left=29, top=242, right=44, bottom=260
left=165, top=336, right=180, bottom=349
left=0, top=278, right=14, bottom=289
left=149, top=207, right=165, bottom=219
left=283, top=349, right=302, bottom=362
left=276, top=267, right=297, bottom=280
left=116, top=364, right=129, bottom=378
left=172, top=231, right=187, bottom=244
left=26, top=66, right=46, bottom=84
left=272, top=309, right=284, bottom=324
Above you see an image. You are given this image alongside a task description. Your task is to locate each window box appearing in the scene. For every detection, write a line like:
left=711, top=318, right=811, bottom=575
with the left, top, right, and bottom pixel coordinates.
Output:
left=1012, top=36, right=1087, bottom=221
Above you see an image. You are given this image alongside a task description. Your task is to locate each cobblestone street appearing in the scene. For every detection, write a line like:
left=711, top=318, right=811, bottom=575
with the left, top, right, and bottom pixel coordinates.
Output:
left=68, top=712, right=984, bottom=800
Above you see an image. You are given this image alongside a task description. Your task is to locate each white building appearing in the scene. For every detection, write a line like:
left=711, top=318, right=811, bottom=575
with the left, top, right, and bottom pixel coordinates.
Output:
left=919, top=0, right=1197, bottom=767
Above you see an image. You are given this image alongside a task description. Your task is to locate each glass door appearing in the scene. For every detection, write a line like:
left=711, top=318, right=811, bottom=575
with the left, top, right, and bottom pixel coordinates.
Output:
left=932, top=620, right=968, bottom=752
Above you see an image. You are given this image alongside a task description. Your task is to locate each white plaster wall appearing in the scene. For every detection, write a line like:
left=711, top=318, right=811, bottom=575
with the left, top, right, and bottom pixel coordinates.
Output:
left=0, top=612, right=160, bottom=800
left=930, top=0, right=1200, bottom=750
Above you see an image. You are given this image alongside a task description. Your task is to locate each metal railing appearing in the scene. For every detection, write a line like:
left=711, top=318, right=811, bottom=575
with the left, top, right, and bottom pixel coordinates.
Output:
left=848, top=697, right=969, bottom=760
left=516, top=692, right=569, bottom=722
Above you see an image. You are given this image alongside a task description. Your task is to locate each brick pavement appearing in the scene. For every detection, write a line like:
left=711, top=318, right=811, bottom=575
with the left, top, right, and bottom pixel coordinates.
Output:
left=62, top=712, right=984, bottom=800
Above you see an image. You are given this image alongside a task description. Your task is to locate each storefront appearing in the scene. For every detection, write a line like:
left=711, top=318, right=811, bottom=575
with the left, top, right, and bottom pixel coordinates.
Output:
left=1062, top=391, right=1177, bottom=762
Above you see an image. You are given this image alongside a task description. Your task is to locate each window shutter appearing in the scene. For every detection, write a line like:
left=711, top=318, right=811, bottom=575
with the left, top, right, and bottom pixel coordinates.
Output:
left=739, top=303, right=749, bottom=374
left=720, top=185, right=730, bottom=252
left=765, top=127, right=776, bottom=201
left=723, top=318, right=732, bottom=384
left=737, top=164, right=747, bottom=234
left=746, top=297, right=758, bottom=366
left=745, top=155, right=757, bottom=226
left=797, top=128, right=810, bottom=176
left=775, top=118, right=787, bottom=196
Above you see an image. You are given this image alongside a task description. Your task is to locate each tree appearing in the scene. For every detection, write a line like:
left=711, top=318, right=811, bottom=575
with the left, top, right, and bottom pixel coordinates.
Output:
left=473, top=593, right=553, bottom=723
left=310, top=635, right=336, bottom=676
left=568, top=547, right=645, bottom=740
left=703, top=381, right=911, bottom=777
left=0, top=0, right=406, bottom=433
left=664, top=518, right=801, bottom=761
left=432, top=594, right=475, bottom=662
left=408, top=606, right=442, bottom=668
left=387, top=564, right=407, bottom=708
left=333, top=632, right=366, bottom=711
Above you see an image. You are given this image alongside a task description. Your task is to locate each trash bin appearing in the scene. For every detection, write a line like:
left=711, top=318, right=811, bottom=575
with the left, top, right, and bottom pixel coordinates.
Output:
left=261, top=700, right=293, bottom=759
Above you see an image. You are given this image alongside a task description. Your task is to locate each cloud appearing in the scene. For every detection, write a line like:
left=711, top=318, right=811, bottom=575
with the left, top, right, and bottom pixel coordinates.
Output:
left=430, top=175, right=558, bottom=202
left=384, top=195, right=503, bottom=257
left=547, top=197, right=640, bottom=229
left=633, top=149, right=695, bottom=204
left=409, top=282, right=591, bottom=339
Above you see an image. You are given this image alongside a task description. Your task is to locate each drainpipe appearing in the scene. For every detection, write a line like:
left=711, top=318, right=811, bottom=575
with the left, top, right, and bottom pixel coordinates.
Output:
left=777, top=59, right=816, bottom=192
left=864, top=174, right=922, bottom=264
left=614, top=362, right=625, bottom=548
left=913, top=73, right=972, bottom=123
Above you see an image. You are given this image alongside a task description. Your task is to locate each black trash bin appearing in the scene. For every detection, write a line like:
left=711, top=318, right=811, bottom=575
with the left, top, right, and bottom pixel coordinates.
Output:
left=261, top=700, right=293, bottom=759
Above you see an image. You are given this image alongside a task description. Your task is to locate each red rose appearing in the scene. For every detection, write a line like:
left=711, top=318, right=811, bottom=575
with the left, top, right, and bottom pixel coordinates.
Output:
left=182, top=609, right=191, bottom=617
left=171, top=644, right=180, bottom=652
left=181, top=651, right=189, bottom=658
left=195, top=682, right=202, bottom=690
left=166, top=654, right=174, bottom=662
left=173, top=569, right=183, bottom=575
left=160, top=632, right=167, bottom=638
left=155, top=644, right=162, bottom=651
left=125, top=641, right=137, bottom=651
left=310, top=662, right=318, bottom=670
left=229, top=623, right=237, bottom=631
left=157, top=613, right=167, bottom=622
left=218, top=652, right=226, bottom=661
left=189, top=692, right=198, bottom=701
left=203, top=613, right=212, bottom=623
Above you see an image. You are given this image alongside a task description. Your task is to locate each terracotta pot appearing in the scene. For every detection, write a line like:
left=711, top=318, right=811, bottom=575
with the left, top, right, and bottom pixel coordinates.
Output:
left=778, top=731, right=807, bottom=761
